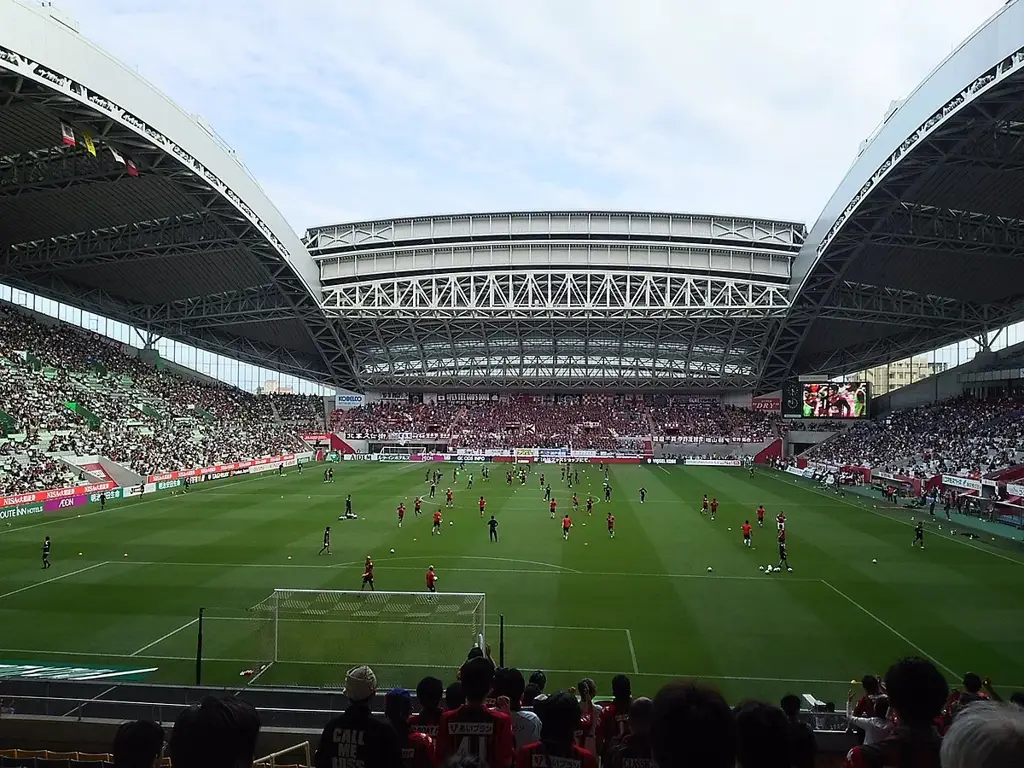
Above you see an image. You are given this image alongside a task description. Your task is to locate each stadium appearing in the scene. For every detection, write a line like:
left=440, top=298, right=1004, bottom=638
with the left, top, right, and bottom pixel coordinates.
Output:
left=2, top=0, right=1024, bottom=764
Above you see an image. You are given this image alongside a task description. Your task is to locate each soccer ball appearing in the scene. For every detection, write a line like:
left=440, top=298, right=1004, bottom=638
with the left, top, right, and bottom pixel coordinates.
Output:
left=759, top=566, right=765, bottom=571
left=449, top=521, right=454, bottom=526
left=872, top=558, right=877, bottom=564
left=773, top=566, right=781, bottom=573
left=390, top=548, right=395, bottom=553
left=706, top=566, right=713, bottom=572
left=787, top=567, right=793, bottom=572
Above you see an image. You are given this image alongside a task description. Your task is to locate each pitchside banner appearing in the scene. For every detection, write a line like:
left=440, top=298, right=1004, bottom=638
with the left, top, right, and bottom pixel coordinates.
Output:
left=942, top=475, right=982, bottom=492
left=1, top=480, right=116, bottom=510
left=44, top=495, right=87, bottom=513
left=684, top=459, right=742, bottom=467
left=146, top=453, right=310, bottom=484
left=1008, top=483, right=1024, bottom=497
left=0, top=502, right=45, bottom=520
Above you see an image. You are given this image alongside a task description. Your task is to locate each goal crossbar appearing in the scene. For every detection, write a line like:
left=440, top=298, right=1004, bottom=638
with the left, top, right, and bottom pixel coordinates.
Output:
left=268, top=589, right=486, bottom=598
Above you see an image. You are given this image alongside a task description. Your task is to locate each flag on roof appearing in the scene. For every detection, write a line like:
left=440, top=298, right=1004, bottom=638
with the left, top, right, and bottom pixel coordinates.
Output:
left=125, top=158, right=139, bottom=177
left=60, top=122, right=76, bottom=147
left=82, top=132, right=97, bottom=158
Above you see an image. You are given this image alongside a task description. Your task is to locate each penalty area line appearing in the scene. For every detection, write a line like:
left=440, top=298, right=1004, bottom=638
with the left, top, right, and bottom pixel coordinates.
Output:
left=820, top=579, right=957, bottom=678
left=625, top=629, right=639, bottom=674
left=131, top=617, right=199, bottom=657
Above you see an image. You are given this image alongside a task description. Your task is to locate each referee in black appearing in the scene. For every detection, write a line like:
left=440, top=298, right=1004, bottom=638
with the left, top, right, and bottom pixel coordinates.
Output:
left=487, top=515, right=499, bottom=542
left=42, top=536, right=52, bottom=569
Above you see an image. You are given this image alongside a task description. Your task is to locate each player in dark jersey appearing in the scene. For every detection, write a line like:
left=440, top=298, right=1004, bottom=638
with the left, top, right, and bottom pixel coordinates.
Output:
left=345, top=494, right=353, bottom=515
left=445, top=488, right=454, bottom=508
left=912, top=521, right=925, bottom=549
left=361, top=557, right=374, bottom=590
left=42, top=536, right=51, bottom=569
left=639, top=487, right=647, bottom=504
left=572, top=492, right=579, bottom=512
left=327, top=468, right=334, bottom=483
left=99, top=492, right=106, bottom=510
left=586, top=495, right=594, bottom=515
left=604, top=484, right=612, bottom=502
left=319, top=526, right=331, bottom=555
left=488, top=515, right=499, bottom=542
left=778, top=530, right=790, bottom=570
left=429, top=481, right=437, bottom=499
left=607, top=513, right=615, bottom=539
left=544, top=484, right=552, bottom=501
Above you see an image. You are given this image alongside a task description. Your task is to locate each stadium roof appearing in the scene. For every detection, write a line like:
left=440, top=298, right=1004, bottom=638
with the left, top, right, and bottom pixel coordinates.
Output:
left=4, top=0, right=1024, bottom=393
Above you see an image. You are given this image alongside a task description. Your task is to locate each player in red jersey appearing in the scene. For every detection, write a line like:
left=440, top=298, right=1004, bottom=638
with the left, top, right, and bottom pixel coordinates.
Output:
left=479, top=495, right=486, bottom=518
left=777, top=511, right=786, bottom=531
left=383, top=688, right=435, bottom=768
left=445, top=488, right=454, bottom=508
left=540, top=473, right=545, bottom=488
left=586, top=495, right=594, bottom=515
left=742, top=520, right=752, bottom=547
left=361, top=556, right=374, bottom=591
left=426, top=566, right=438, bottom=593
left=572, top=492, right=579, bottom=512
left=550, top=498, right=558, bottom=519
left=414, top=496, right=423, bottom=516
left=598, top=675, right=632, bottom=762
left=409, top=676, right=444, bottom=738
left=517, top=691, right=596, bottom=768
left=397, top=502, right=406, bottom=528
left=562, top=514, right=573, bottom=540
left=607, top=512, right=615, bottom=539
left=701, top=494, right=709, bottom=514
left=710, top=498, right=719, bottom=520
left=432, top=508, right=443, bottom=536
left=436, top=658, right=514, bottom=768
left=756, top=505, right=765, bottom=527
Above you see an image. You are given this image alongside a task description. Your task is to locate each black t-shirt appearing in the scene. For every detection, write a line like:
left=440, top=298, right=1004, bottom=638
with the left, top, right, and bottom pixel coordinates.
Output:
left=786, top=719, right=816, bottom=768
left=314, top=704, right=402, bottom=768
left=488, top=519, right=498, bottom=531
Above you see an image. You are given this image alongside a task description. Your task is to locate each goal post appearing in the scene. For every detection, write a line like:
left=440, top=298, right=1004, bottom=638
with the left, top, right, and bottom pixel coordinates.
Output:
left=247, top=589, right=486, bottom=686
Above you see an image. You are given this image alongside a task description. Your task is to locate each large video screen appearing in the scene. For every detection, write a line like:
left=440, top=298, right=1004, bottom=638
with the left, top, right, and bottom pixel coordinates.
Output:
left=786, top=381, right=870, bottom=419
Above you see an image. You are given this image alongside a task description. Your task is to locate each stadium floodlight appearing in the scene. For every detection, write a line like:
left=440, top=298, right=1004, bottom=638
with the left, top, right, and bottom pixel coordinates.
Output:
left=248, top=589, right=486, bottom=686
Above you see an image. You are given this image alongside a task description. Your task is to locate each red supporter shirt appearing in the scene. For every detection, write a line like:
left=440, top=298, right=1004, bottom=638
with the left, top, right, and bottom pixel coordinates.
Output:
left=516, top=743, right=596, bottom=768
left=842, top=727, right=941, bottom=768
left=400, top=730, right=435, bottom=768
left=598, top=701, right=630, bottom=754
left=410, top=709, right=443, bottom=738
left=436, top=704, right=514, bottom=768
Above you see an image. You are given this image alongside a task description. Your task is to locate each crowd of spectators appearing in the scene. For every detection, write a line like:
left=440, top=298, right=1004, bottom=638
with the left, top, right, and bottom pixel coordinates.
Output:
left=332, top=397, right=786, bottom=449
left=808, top=396, right=1024, bottom=477
left=0, top=305, right=311, bottom=490
left=82, top=655, right=1023, bottom=768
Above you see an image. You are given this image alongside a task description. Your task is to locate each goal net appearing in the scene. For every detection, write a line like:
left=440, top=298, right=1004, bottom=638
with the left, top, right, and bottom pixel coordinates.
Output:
left=247, top=589, right=486, bottom=687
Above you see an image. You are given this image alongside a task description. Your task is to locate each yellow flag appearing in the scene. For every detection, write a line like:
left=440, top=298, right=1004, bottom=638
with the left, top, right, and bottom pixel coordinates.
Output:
left=82, top=131, right=97, bottom=157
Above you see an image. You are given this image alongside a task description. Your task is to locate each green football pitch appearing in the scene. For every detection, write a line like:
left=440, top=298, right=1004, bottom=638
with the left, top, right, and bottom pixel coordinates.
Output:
left=1, top=462, right=1023, bottom=705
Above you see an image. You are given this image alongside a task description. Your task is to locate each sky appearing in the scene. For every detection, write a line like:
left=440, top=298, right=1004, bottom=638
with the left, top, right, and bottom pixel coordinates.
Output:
left=54, top=0, right=1005, bottom=235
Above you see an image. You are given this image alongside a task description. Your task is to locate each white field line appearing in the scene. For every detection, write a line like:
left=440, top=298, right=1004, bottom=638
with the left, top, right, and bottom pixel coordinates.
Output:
left=131, top=617, right=199, bottom=657
left=0, top=647, right=887, bottom=685
left=0, top=472, right=273, bottom=537
left=0, top=561, right=109, bottom=601
left=625, top=629, right=639, bottom=674
left=762, top=471, right=1024, bottom=567
left=246, top=661, right=274, bottom=687
left=820, top=579, right=957, bottom=678
left=106, top=560, right=820, bottom=582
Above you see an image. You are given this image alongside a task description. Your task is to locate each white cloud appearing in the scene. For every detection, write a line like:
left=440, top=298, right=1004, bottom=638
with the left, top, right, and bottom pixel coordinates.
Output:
left=54, top=0, right=1005, bottom=232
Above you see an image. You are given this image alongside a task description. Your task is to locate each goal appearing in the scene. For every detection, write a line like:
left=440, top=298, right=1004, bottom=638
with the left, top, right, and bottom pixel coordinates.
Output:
left=248, top=589, right=486, bottom=686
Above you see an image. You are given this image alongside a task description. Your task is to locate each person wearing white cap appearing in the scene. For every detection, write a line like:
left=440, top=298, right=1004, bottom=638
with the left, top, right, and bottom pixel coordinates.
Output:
left=313, top=666, right=402, bottom=768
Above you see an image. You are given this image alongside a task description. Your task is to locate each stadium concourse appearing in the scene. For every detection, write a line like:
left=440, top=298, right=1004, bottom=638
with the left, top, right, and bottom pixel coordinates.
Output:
left=6, top=0, right=1024, bottom=765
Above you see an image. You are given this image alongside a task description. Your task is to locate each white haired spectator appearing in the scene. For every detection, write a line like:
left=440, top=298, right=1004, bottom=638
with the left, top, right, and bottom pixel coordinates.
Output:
left=940, top=700, right=1024, bottom=768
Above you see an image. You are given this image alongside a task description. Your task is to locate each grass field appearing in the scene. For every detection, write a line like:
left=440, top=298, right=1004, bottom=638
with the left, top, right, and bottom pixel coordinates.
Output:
left=2, top=461, right=1024, bottom=705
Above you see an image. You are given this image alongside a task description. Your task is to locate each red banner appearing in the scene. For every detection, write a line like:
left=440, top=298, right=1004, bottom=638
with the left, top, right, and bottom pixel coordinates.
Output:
left=147, top=454, right=296, bottom=484
left=751, top=397, right=781, bottom=413
left=1, top=480, right=116, bottom=510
